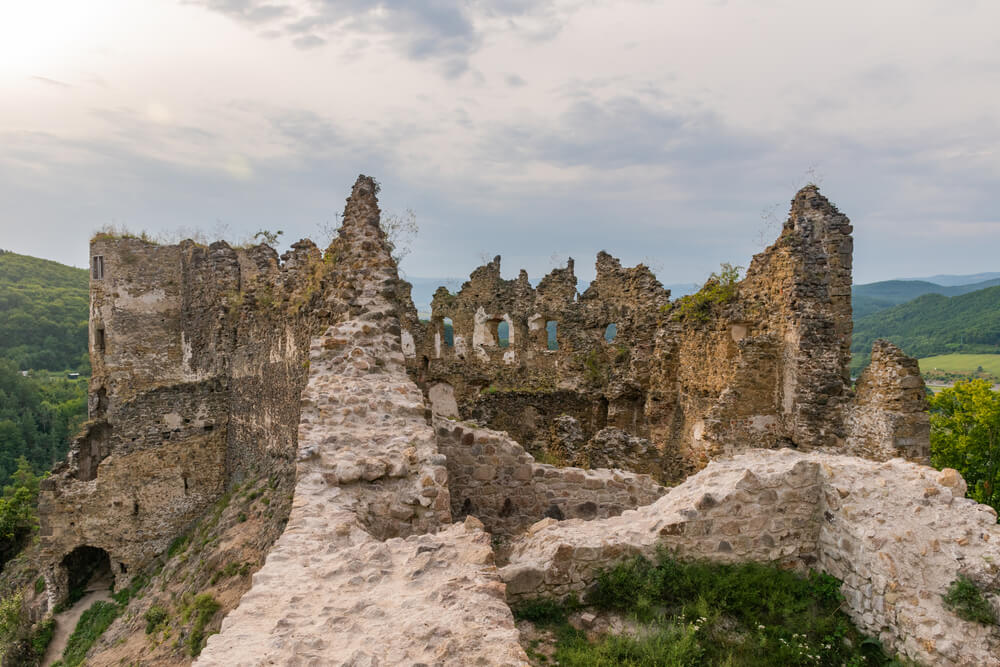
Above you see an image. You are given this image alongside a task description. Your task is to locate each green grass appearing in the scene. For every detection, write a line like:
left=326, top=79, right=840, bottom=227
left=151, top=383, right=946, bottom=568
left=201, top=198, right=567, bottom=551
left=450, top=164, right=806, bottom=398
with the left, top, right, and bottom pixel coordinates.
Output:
left=185, top=593, right=220, bottom=657
left=514, top=552, right=907, bottom=667
left=919, top=353, right=1000, bottom=379
left=59, top=600, right=119, bottom=666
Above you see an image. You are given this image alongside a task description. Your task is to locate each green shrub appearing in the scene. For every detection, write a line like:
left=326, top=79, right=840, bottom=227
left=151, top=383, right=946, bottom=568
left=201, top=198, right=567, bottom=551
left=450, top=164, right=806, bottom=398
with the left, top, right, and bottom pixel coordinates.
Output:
left=943, top=575, right=997, bottom=625
left=111, top=572, right=148, bottom=606
left=167, top=534, right=189, bottom=558
left=34, top=576, right=45, bottom=595
left=144, top=604, right=168, bottom=634
left=669, top=263, right=742, bottom=323
left=60, top=600, right=118, bottom=666
left=186, top=593, right=220, bottom=657
left=31, top=616, right=55, bottom=656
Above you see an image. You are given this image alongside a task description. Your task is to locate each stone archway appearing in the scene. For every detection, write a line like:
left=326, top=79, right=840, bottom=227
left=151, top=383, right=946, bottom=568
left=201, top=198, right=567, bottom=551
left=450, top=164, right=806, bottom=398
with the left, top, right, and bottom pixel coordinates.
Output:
left=58, top=545, right=113, bottom=602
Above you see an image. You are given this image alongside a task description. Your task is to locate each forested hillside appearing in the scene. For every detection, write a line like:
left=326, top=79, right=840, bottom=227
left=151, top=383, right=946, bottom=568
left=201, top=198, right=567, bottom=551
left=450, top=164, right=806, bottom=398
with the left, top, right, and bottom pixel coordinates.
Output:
left=0, top=250, right=89, bottom=372
left=0, top=360, right=85, bottom=480
left=851, top=286, right=1000, bottom=373
left=852, top=277, right=1000, bottom=318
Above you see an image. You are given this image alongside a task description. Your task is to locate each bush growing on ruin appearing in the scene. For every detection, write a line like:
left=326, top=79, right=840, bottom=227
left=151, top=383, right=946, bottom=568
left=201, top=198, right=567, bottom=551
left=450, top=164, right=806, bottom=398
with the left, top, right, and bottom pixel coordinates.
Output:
left=669, top=263, right=742, bottom=323
left=942, top=575, right=997, bottom=625
left=929, top=380, right=1000, bottom=517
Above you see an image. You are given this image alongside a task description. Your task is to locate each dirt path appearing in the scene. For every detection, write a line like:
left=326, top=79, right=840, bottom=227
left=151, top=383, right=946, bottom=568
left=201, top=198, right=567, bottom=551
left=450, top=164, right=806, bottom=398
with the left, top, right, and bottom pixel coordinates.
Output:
left=42, top=573, right=113, bottom=666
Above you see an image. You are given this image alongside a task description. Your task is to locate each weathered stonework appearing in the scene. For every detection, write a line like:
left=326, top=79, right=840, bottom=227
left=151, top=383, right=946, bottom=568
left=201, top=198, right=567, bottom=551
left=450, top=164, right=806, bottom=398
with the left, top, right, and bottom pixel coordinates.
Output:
left=500, top=450, right=1000, bottom=667
left=197, top=176, right=529, bottom=665
left=406, top=186, right=915, bottom=482
left=436, top=417, right=664, bottom=538
left=846, top=339, right=931, bottom=461
left=35, top=176, right=964, bottom=665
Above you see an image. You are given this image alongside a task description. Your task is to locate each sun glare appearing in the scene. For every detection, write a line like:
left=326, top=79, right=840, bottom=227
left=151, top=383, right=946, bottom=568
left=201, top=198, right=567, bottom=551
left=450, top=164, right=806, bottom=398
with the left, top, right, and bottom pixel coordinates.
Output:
left=0, top=1, right=121, bottom=77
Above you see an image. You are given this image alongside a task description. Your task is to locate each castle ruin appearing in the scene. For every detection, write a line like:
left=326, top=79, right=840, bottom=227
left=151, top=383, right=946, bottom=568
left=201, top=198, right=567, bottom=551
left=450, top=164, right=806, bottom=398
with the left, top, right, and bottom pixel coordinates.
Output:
left=35, top=177, right=999, bottom=666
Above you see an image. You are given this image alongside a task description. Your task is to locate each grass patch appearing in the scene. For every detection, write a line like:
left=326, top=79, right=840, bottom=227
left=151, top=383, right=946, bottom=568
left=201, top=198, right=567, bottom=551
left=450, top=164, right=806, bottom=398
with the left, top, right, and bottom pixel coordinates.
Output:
left=31, top=616, right=55, bottom=657
left=919, top=353, right=1000, bottom=384
left=942, top=575, right=997, bottom=625
left=514, top=552, right=907, bottom=666
left=59, top=600, right=118, bottom=666
left=144, top=604, right=168, bottom=634
left=184, top=593, right=220, bottom=657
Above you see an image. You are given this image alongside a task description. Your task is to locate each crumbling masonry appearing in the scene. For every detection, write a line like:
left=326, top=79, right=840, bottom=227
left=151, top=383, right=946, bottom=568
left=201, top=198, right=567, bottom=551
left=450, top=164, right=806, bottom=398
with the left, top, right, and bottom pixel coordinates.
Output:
left=35, top=177, right=998, bottom=666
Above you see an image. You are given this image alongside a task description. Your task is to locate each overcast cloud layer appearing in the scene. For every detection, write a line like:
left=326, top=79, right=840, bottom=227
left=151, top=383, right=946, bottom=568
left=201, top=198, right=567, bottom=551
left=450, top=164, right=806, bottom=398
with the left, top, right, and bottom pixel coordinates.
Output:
left=1, top=0, right=998, bottom=285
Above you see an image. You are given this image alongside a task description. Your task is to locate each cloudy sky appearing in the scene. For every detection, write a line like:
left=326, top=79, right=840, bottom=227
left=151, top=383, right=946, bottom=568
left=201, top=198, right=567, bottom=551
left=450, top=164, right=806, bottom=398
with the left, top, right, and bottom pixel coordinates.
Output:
left=2, top=0, right=998, bottom=286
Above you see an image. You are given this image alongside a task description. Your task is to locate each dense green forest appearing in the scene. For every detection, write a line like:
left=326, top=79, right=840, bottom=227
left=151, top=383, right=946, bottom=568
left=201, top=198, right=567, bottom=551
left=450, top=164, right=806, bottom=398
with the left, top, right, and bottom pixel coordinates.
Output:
left=0, top=360, right=85, bottom=480
left=0, top=251, right=89, bottom=372
left=852, top=277, right=1000, bottom=318
left=851, top=285, right=1000, bottom=374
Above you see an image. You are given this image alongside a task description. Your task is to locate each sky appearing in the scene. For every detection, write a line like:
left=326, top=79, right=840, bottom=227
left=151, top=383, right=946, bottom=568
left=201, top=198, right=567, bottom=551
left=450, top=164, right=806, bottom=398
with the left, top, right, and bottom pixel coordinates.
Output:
left=1, top=0, right=998, bottom=286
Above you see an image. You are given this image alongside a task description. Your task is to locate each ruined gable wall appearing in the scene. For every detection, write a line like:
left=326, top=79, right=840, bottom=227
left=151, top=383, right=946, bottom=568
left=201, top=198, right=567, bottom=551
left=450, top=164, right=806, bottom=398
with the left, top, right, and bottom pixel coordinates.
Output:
left=410, top=251, right=670, bottom=455
left=648, top=186, right=855, bottom=473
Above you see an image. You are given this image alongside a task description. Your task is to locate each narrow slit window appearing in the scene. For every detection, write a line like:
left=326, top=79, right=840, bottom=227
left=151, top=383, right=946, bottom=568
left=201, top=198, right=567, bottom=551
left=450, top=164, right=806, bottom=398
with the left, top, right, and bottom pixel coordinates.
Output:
left=95, top=326, right=106, bottom=355
left=546, top=321, right=558, bottom=350
left=92, top=255, right=104, bottom=280
left=604, top=323, right=617, bottom=342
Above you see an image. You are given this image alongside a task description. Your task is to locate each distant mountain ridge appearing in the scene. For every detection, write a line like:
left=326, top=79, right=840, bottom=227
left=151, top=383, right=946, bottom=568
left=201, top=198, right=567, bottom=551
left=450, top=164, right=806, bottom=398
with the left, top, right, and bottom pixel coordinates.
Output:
left=908, top=271, right=1000, bottom=286
left=853, top=277, right=1000, bottom=318
left=851, top=285, right=1000, bottom=373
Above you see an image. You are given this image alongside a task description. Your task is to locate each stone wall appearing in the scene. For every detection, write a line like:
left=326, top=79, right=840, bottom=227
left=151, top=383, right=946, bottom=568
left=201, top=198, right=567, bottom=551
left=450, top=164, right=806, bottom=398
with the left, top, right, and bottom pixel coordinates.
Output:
left=39, top=217, right=332, bottom=598
left=846, top=339, right=930, bottom=461
left=499, top=450, right=1000, bottom=667
left=407, top=186, right=911, bottom=483
left=435, top=418, right=665, bottom=537
left=197, top=176, right=530, bottom=666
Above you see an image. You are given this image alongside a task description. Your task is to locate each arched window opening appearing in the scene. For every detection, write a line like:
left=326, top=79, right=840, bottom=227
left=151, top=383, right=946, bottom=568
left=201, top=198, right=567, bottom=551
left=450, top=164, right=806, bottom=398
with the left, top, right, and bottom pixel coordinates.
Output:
left=546, top=321, right=559, bottom=350
left=442, top=317, right=454, bottom=347
left=497, top=320, right=510, bottom=348
left=604, top=323, right=617, bottom=342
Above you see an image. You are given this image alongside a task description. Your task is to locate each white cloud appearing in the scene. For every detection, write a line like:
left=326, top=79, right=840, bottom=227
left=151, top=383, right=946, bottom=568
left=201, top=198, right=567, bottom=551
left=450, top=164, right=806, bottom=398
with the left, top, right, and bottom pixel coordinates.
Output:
left=0, top=0, right=997, bottom=286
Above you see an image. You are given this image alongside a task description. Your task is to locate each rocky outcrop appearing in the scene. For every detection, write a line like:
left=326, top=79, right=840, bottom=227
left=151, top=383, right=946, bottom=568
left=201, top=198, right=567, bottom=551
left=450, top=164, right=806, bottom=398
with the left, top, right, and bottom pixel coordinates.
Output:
left=500, top=449, right=1000, bottom=667
left=196, top=177, right=529, bottom=666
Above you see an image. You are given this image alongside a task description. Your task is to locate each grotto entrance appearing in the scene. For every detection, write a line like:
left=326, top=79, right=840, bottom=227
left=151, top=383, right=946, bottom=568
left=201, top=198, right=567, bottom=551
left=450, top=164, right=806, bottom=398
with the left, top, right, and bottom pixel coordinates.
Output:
left=61, top=545, right=113, bottom=599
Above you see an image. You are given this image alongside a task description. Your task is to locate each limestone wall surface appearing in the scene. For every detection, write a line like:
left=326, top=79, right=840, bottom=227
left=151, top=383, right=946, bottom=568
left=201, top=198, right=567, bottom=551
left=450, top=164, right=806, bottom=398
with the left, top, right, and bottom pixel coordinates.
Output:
left=436, top=417, right=665, bottom=537
left=499, top=449, right=1000, bottom=667
left=196, top=176, right=529, bottom=666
